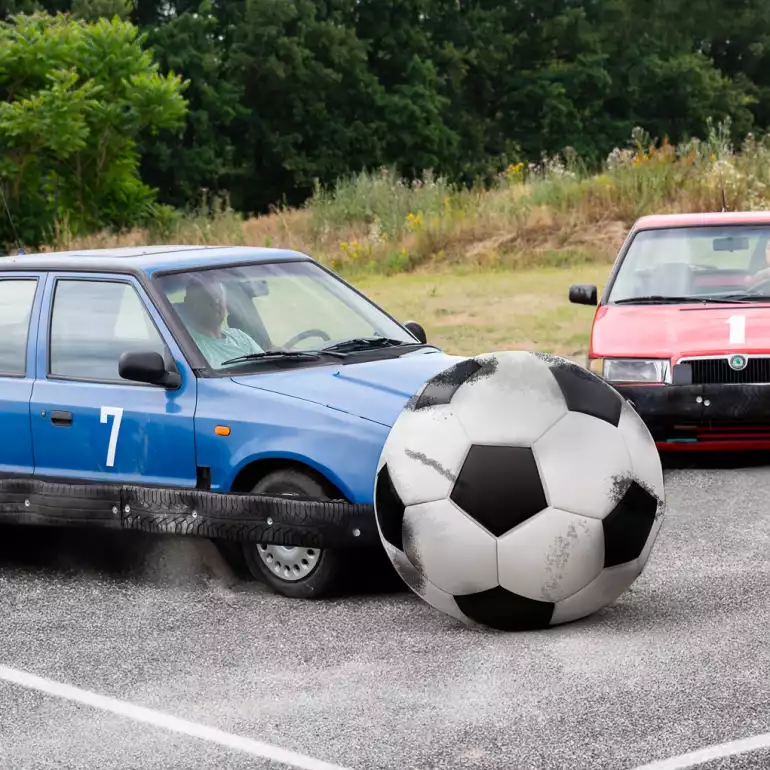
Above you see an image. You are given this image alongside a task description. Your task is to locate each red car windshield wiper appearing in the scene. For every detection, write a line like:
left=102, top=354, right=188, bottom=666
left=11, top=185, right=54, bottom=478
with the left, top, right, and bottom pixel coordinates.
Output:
left=613, top=295, right=754, bottom=305
left=718, top=292, right=770, bottom=302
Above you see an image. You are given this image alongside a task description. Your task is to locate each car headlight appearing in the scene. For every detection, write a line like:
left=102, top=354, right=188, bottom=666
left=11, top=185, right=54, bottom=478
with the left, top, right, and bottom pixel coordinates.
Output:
left=589, top=358, right=671, bottom=384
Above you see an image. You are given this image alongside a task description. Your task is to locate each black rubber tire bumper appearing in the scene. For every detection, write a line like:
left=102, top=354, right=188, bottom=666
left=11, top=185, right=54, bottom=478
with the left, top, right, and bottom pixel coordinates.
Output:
left=614, top=384, right=703, bottom=424
left=615, top=382, right=770, bottom=441
left=0, top=478, right=378, bottom=549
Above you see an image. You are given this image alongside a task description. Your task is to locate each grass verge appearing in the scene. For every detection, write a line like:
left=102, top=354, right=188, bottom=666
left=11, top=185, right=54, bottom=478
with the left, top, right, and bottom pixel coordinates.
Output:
left=348, top=263, right=608, bottom=358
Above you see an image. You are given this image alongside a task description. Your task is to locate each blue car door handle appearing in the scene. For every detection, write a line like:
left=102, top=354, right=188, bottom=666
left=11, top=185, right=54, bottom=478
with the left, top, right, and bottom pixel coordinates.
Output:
left=50, top=410, right=73, bottom=426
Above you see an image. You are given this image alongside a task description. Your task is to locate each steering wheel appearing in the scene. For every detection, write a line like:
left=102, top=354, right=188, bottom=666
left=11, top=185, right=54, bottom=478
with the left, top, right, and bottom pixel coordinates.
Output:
left=744, top=275, right=770, bottom=294
left=283, top=329, right=331, bottom=349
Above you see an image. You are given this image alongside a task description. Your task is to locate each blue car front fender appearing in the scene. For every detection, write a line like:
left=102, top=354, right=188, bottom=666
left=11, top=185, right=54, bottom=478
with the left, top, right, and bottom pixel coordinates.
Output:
left=195, top=378, right=391, bottom=504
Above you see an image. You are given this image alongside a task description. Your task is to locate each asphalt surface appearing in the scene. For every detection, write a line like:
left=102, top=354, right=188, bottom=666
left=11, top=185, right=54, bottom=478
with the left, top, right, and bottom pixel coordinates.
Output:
left=0, top=455, right=769, bottom=770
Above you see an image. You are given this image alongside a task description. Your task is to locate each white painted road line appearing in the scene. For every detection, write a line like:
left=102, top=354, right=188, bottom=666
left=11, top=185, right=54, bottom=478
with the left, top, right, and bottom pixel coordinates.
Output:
left=628, top=731, right=770, bottom=770
left=0, top=664, right=352, bottom=770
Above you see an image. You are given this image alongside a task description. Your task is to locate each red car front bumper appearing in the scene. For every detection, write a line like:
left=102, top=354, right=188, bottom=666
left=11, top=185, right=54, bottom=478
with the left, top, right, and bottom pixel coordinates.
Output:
left=615, top=383, right=770, bottom=450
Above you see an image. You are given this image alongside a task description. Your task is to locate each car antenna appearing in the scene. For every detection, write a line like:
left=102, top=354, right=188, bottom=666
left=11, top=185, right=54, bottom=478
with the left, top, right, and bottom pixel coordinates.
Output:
left=718, top=163, right=728, bottom=213
left=0, top=179, right=26, bottom=256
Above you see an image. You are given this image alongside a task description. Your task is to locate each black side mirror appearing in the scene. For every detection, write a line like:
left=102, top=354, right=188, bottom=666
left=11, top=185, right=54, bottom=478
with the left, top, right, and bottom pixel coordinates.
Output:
left=119, top=351, right=181, bottom=389
left=404, top=320, right=427, bottom=344
left=569, top=284, right=598, bottom=306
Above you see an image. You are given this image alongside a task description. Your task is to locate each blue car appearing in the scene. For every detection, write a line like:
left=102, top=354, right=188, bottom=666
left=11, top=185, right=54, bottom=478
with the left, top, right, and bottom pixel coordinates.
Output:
left=0, top=245, right=460, bottom=598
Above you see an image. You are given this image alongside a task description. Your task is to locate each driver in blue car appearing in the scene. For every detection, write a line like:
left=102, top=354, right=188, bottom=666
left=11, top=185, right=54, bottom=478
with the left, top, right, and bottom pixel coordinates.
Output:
left=182, top=277, right=264, bottom=367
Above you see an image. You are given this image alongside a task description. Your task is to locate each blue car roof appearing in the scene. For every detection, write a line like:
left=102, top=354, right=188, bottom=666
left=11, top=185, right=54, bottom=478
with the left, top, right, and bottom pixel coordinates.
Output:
left=0, top=245, right=312, bottom=276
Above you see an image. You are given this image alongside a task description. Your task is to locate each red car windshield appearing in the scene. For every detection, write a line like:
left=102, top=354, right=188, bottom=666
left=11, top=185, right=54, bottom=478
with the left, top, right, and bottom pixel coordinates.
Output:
left=608, top=225, right=770, bottom=303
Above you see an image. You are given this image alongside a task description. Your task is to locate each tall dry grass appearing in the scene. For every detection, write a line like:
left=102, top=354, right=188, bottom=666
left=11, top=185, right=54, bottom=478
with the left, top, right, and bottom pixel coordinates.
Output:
left=51, top=121, right=770, bottom=275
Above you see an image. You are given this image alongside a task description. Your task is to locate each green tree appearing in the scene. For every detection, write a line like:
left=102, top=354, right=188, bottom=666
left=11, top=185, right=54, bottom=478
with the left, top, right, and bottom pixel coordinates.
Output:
left=351, top=0, right=459, bottom=178
left=227, top=0, right=389, bottom=212
left=583, top=0, right=755, bottom=150
left=0, top=11, right=188, bottom=249
left=136, top=0, right=244, bottom=209
left=70, top=0, right=133, bottom=20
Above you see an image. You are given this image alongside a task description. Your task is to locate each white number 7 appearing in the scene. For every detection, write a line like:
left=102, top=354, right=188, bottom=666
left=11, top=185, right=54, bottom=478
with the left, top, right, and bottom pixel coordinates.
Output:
left=727, top=314, right=746, bottom=345
left=100, top=406, right=124, bottom=468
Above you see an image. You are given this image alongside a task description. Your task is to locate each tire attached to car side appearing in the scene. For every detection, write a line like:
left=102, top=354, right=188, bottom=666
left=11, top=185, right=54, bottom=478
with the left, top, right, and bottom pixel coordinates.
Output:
left=240, top=468, right=347, bottom=599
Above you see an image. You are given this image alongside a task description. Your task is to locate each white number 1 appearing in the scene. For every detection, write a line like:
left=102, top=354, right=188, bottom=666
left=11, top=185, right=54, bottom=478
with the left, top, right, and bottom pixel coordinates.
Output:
left=100, top=406, right=124, bottom=468
left=727, top=314, right=746, bottom=345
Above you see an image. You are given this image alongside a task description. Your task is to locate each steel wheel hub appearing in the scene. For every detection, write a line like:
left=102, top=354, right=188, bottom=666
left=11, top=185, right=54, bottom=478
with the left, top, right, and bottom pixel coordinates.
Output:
left=256, top=544, right=319, bottom=582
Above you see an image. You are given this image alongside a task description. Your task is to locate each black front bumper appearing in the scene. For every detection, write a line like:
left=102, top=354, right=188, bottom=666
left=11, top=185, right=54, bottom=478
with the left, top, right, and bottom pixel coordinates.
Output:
left=616, top=383, right=770, bottom=445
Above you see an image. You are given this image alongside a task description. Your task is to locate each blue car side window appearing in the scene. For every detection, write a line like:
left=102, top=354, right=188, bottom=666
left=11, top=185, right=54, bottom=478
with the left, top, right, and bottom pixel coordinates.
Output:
left=0, top=279, right=38, bottom=376
left=49, top=279, right=168, bottom=382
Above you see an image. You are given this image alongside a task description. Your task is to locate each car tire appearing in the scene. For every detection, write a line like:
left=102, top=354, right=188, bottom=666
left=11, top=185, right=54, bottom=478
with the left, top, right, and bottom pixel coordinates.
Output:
left=240, top=468, right=347, bottom=599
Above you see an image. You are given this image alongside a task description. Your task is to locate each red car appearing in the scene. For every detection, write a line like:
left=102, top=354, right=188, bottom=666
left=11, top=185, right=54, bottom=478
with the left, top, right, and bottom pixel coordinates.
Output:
left=570, top=211, right=770, bottom=451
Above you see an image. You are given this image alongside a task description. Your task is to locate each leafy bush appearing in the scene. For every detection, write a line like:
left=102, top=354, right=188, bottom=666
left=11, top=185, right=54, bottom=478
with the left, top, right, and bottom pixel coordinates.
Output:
left=0, top=11, right=188, bottom=250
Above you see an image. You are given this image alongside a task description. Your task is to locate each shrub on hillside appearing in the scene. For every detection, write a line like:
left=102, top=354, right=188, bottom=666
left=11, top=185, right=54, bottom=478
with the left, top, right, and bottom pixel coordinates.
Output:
left=51, top=122, right=770, bottom=274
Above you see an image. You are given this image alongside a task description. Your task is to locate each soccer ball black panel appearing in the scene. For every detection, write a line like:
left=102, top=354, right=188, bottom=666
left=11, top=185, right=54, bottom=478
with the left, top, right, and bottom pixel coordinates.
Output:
left=450, top=445, right=547, bottom=536
left=602, top=481, right=659, bottom=568
left=374, top=464, right=406, bottom=551
left=410, top=358, right=488, bottom=410
left=539, top=355, right=624, bottom=427
left=454, top=586, right=555, bottom=631
left=374, top=351, right=666, bottom=631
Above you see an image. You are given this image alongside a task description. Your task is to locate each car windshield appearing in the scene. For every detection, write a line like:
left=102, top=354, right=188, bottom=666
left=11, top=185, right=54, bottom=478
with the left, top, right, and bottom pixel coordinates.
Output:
left=607, top=225, right=770, bottom=303
left=154, top=259, right=417, bottom=370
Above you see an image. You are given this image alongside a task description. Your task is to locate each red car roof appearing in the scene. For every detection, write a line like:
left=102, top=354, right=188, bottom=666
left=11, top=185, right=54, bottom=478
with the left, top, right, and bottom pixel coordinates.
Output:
left=632, top=211, right=770, bottom=230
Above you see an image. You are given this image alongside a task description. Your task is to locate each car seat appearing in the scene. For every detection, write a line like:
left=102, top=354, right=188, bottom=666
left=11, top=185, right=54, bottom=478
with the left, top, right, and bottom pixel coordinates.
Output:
left=748, top=237, right=769, bottom=274
left=222, top=284, right=272, bottom=350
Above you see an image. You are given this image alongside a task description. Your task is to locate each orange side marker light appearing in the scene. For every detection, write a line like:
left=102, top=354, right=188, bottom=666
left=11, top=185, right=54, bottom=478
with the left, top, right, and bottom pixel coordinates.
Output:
left=215, top=425, right=231, bottom=436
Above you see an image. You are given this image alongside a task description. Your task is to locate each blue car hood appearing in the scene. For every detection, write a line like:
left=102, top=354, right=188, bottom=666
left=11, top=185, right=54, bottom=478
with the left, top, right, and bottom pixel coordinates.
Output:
left=230, top=350, right=464, bottom=427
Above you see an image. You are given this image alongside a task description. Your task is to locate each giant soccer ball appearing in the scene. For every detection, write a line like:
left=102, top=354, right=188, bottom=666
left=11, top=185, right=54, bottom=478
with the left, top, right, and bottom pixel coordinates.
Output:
left=374, top=351, right=665, bottom=631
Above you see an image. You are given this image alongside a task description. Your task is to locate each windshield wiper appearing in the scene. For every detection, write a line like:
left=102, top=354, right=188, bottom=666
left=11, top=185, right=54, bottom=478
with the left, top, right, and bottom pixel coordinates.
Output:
left=613, top=295, right=754, bottom=305
left=320, top=336, right=419, bottom=353
left=220, top=349, right=345, bottom=366
left=718, top=292, right=770, bottom=302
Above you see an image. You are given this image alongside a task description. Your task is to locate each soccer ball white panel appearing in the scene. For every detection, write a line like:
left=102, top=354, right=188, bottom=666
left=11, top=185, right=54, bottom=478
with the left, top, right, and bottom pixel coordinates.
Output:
left=617, top=400, right=665, bottom=500
left=450, top=351, right=569, bottom=446
left=381, top=541, right=473, bottom=625
left=533, top=411, right=633, bottom=519
left=402, top=499, right=498, bottom=595
left=497, top=508, right=604, bottom=603
left=550, top=561, right=643, bottom=625
left=378, top=404, right=471, bottom=507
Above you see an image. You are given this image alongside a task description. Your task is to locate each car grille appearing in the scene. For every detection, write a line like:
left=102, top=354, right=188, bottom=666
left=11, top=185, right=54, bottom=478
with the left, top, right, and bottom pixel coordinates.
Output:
left=688, top=357, right=770, bottom=384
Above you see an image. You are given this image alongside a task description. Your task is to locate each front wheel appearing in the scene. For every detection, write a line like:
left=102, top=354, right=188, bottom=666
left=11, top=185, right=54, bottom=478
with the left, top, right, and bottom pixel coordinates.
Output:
left=240, top=469, right=346, bottom=599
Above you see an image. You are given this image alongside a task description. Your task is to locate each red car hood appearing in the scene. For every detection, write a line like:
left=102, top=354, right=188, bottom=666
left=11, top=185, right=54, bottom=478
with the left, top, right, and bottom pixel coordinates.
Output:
left=592, top=303, right=770, bottom=360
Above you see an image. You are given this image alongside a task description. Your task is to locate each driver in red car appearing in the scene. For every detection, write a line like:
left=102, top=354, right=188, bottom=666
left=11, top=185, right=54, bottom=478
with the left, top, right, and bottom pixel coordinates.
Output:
left=744, top=238, right=770, bottom=287
left=183, top=277, right=264, bottom=366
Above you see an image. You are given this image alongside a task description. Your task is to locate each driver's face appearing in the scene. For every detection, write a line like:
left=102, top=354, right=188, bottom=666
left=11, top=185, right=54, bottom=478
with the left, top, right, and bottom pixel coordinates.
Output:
left=185, top=282, right=226, bottom=330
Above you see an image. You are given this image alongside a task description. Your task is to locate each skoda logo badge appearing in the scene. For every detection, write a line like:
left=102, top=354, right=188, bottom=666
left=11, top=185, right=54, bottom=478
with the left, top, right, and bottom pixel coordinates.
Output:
left=729, top=354, right=748, bottom=371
